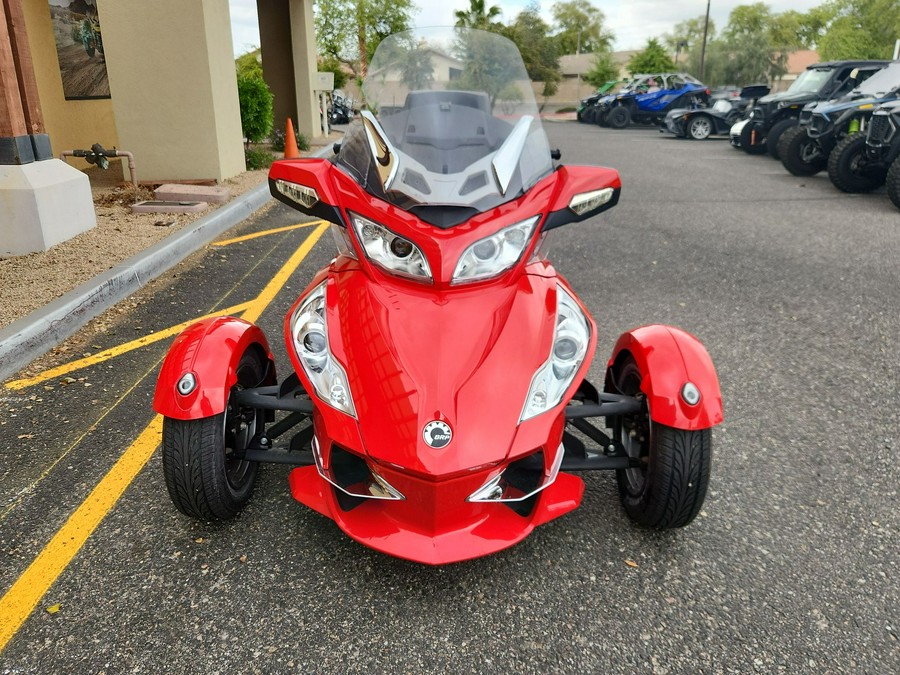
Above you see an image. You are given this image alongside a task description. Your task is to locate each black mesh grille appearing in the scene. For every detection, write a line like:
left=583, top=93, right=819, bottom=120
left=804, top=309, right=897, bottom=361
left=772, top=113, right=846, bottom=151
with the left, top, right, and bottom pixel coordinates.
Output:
left=867, top=114, right=894, bottom=146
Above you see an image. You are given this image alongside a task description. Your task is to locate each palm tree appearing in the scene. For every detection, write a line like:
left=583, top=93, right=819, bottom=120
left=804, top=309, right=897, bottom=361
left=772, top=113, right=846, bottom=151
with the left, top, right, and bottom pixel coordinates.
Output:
left=454, top=0, right=502, bottom=30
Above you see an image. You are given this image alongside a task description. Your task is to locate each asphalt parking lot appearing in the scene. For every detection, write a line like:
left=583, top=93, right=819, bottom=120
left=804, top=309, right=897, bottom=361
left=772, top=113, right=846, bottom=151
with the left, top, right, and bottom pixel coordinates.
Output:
left=1, top=122, right=897, bottom=674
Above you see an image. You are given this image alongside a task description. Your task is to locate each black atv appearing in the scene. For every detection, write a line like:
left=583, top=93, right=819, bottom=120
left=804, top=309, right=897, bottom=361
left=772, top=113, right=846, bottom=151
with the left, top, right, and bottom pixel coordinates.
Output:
left=778, top=61, right=900, bottom=178
left=577, top=81, right=622, bottom=123
left=869, top=101, right=900, bottom=208
left=827, top=99, right=900, bottom=193
left=740, top=60, right=890, bottom=158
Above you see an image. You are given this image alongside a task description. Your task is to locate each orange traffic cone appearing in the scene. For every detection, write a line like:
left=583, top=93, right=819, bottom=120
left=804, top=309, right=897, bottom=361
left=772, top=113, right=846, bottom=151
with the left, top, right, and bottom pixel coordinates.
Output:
left=284, top=118, right=300, bottom=159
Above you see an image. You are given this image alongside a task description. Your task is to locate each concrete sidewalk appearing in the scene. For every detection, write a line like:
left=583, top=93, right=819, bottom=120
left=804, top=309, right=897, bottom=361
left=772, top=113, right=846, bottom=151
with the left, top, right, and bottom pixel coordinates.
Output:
left=0, top=144, right=334, bottom=383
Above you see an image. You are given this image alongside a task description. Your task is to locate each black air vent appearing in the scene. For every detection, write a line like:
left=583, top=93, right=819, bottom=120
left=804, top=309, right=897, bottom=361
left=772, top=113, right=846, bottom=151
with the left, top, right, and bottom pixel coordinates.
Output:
left=459, top=171, right=488, bottom=196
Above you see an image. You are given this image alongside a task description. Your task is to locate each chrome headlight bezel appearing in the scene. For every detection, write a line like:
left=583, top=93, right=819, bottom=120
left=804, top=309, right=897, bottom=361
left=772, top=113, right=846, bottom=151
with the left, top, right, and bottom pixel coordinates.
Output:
left=520, top=285, right=591, bottom=422
left=290, top=282, right=356, bottom=417
left=349, top=211, right=432, bottom=282
left=452, top=216, right=539, bottom=284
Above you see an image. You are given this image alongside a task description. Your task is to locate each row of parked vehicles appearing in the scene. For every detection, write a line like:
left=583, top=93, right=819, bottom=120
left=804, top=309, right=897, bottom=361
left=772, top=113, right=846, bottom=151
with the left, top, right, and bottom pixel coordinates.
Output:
left=577, top=61, right=900, bottom=210
left=730, top=60, right=900, bottom=210
left=577, top=74, right=710, bottom=128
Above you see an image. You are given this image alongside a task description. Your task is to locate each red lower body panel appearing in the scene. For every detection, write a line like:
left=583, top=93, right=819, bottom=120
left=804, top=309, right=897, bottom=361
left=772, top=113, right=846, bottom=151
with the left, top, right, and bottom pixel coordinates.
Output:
left=288, top=466, right=584, bottom=565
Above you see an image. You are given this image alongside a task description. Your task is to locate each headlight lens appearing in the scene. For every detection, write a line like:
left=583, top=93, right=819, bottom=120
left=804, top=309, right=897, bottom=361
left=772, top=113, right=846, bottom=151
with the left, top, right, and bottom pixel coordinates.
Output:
left=520, top=285, right=591, bottom=421
left=350, top=212, right=432, bottom=282
left=291, top=282, right=356, bottom=417
left=452, top=216, right=539, bottom=284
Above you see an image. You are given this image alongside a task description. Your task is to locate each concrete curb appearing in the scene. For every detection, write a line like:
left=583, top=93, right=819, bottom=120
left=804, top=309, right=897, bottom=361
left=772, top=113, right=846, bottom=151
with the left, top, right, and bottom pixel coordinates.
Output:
left=1, top=144, right=338, bottom=383
left=0, top=182, right=271, bottom=383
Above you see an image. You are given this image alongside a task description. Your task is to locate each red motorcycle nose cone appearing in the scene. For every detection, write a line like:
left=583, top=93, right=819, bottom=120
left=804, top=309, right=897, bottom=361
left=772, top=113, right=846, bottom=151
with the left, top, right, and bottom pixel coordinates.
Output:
left=423, top=420, right=452, bottom=448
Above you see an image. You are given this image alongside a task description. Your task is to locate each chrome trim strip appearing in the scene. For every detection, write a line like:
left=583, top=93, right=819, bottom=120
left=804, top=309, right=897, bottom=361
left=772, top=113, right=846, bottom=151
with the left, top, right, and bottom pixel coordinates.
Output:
left=467, top=442, right=565, bottom=503
left=312, top=437, right=405, bottom=501
left=360, top=110, right=399, bottom=191
left=491, top=115, right=533, bottom=195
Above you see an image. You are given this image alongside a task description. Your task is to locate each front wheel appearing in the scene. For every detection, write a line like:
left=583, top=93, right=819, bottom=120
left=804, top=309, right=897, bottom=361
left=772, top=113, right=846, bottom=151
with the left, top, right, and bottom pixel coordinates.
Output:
left=608, top=106, right=631, bottom=129
left=779, top=126, right=826, bottom=176
left=161, top=349, right=266, bottom=520
left=740, top=121, right=767, bottom=154
left=611, top=358, right=711, bottom=528
left=687, top=115, right=712, bottom=140
left=886, top=156, right=900, bottom=209
left=827, top=132, right=887, bottom=193
left=766, top=118, right=797, bottom=159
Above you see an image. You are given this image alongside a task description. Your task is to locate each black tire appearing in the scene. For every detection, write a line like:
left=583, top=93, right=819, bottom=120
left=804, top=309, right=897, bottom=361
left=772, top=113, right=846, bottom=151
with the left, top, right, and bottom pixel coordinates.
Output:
left=687, top=115, right=712, bottom=140
left=608, top=106, right=631, bottom=129
left=610, top=358, right=711, bottom=529
left=827, top=132, right=887, bottom=193
left=596, top=110, right=609, bottom=127
left=576, top=109, right=584, bottom=122
left=766, top=118, right=797, bottom=159
left=740, top=121, right=767, bottom=154
left=886, top=156, right=900, bottom=209
left=779, top=126, right=826, bottom=176
left=161, top=349, right=267, bottom=520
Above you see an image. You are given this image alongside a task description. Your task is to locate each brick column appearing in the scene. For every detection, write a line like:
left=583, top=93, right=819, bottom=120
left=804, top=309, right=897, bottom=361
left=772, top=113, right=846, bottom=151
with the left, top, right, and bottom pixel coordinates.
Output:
left=0, top=0, right=51, bottom=165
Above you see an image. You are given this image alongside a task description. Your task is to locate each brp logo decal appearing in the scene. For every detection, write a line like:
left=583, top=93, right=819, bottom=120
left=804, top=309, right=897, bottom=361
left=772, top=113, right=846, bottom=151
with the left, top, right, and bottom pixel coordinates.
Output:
left=423, top=421, right=452, bottom=449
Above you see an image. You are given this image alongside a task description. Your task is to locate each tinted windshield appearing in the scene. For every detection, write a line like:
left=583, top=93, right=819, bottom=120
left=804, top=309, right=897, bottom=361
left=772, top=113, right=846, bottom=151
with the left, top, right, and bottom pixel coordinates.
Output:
left=787, top=68, right=834, bottom=94
left=856, top=61, right=900, bottom=96
left=335, top=27, right=552, bottom=213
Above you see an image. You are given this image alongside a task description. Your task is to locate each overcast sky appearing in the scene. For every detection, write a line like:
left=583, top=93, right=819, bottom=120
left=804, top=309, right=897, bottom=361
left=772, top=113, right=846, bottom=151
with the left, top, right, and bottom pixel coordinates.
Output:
left=228, top=0, right=827, bottom=57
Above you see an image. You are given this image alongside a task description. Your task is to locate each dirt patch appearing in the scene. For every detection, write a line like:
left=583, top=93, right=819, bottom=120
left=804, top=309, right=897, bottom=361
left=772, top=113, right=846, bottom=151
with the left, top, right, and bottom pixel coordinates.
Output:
left=0, top=169, right=271, bottom=330
left=0, top=132, right=341, bottom=331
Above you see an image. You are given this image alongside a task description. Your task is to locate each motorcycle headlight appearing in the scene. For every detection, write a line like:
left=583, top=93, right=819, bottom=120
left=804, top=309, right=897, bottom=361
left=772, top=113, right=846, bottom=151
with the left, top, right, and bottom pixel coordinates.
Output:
left=520, top=285, right=591, bottom=422
left=350, top=212, right=432, bottom=282
left=452, top=216, right=539, bottom=284
left=290, top=282, right=356, bottom=417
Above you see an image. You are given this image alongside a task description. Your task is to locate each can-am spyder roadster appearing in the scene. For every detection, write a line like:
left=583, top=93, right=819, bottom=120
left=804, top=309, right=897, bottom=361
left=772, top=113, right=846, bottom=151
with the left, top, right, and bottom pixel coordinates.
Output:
left=153, top=28, right=723, bottom=565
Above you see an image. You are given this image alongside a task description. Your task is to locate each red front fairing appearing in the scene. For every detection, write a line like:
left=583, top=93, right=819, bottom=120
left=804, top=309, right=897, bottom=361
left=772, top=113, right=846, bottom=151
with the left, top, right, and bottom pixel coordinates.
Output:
left=285, top=253, right=596, bottom=563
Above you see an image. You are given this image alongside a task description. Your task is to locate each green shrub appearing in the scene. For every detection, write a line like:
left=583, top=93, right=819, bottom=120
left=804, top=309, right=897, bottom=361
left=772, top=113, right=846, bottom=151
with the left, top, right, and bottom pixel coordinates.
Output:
left=270, top=124, right=310, bottom=153
left=245, top=147, right=275, bottom=170
left=237, top=74, right=274, bottom=145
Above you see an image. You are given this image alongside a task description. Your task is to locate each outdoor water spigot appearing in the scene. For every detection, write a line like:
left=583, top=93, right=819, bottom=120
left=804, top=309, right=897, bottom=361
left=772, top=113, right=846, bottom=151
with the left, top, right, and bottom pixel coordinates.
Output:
left=73, top=143, right=117, bottom=170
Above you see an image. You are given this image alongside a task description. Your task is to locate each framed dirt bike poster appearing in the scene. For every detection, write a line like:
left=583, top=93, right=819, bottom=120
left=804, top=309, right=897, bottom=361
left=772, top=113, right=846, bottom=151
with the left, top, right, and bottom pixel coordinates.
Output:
left=48, top=0, right=111, bottom=100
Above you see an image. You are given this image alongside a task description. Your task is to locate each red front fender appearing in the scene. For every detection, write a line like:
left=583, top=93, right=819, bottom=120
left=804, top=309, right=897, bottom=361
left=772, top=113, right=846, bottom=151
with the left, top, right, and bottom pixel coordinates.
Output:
left=606, top=325, right=723, bottom=430
left=152, top=317, right=275, bottom=420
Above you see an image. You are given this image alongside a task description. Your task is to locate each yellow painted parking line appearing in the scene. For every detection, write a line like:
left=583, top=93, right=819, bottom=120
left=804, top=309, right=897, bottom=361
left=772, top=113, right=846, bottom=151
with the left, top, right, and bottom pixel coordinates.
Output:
left=0, top=223, right=329, bottom=654
left=4, top=302, right=251, bottom=391
left=0, top=362, right=167, bottom=526
left=0, top=417, right=163, bottom=650
left=213, top=220, right=326, bottom=247
left=241, top=223, right=327, bottom=324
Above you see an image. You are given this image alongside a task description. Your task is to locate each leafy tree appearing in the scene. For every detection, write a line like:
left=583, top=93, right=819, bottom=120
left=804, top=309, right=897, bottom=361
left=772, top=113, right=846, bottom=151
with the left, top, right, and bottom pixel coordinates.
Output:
left=627, top=38, right=676, bottom=75
left=454, top=0, right=503, bottom=30
left=583, top=51, right=619, bottom=88
left=318, top=55, right=348, bottom=90
left=551, top=0, right=614, bottom=54
left=504, top=3, right=561, bottom=101
left=454, top=29, right=523, bottom=109
left=237, top=74, right=274, bottom=146
left=769, top=10, right=810, bottom=50
left=398, top=41, right=435, bottom=90
left=497, top=82, right=524, bottom=114
left=663, top=16, right=716, bottom=75
left=815, top=0, right=900, bottom=60
left=722, top=2, right=775, bottom=39
left=314, top=0, right=414, bottom=77
left=235, top=48, right=263, bottom=79
left=688, top=4, right=790, bottom=86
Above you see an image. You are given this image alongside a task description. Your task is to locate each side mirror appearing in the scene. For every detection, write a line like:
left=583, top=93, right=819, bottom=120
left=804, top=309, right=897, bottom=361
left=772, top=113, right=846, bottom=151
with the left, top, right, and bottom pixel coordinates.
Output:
left=268, top=158, right=344, bottom=225
left=542, top=165, right=621, bottom=231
